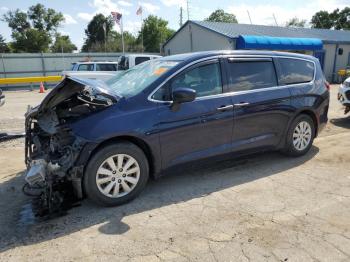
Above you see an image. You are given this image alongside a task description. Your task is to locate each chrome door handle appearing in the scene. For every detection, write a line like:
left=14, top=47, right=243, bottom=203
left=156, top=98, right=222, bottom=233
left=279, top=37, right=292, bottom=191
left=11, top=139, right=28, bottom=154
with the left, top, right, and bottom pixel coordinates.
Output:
left=234, top=102, right=250, bottom=107
left=217, top=105, right=234, bottom=111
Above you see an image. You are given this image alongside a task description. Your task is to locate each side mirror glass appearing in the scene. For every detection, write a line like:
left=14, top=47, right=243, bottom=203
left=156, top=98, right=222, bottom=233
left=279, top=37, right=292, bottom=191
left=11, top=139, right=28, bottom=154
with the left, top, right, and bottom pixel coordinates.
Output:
left=170, top=87, right=196, bottom=111
left=172, top=87, right=196, bottom=104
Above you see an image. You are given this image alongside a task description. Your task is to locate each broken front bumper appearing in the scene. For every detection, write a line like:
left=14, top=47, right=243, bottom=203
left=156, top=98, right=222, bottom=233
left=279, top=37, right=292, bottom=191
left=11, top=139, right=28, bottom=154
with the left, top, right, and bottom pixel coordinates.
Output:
left=24, top=108, right=98, bottom=198
left=25, top=159, right=47, bottom=185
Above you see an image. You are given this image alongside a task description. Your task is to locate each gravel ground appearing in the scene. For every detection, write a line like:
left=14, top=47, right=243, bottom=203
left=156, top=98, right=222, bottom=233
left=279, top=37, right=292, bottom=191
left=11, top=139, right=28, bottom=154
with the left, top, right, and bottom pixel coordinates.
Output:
left=0, top=87, right=349, bottom=262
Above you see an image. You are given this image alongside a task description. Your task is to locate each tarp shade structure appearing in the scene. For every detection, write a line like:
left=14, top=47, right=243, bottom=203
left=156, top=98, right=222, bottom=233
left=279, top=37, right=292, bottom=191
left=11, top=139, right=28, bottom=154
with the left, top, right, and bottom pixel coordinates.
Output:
left=236, top=35, right=323, bottom=51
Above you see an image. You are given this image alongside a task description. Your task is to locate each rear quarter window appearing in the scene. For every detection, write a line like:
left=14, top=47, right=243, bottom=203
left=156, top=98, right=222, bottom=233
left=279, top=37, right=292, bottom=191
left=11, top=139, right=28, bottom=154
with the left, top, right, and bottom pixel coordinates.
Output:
left=277, top=58, right=315, bottom=85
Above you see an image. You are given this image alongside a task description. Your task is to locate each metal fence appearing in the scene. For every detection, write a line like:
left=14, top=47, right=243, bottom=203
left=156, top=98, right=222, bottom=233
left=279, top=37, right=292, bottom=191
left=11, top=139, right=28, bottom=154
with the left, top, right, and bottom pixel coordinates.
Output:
left=0, top=52, right=158, bottom=90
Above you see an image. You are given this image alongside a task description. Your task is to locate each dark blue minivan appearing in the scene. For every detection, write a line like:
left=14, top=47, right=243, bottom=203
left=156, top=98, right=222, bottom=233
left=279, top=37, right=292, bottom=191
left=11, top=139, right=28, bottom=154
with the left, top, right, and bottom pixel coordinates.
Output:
left=25, top=51, right=329, bottom=207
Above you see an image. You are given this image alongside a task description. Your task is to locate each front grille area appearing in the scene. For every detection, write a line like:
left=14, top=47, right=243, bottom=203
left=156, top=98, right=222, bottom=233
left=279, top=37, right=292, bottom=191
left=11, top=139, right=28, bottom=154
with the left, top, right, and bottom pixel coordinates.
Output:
left=345, top=90, right=350, bottom=101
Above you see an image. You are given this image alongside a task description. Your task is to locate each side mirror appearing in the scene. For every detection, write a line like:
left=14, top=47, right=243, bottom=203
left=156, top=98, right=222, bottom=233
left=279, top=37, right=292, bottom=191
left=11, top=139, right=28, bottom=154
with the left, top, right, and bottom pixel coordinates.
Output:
left=170, top=88, right=196, bottom=111
left=172, top=87, right=196, bottom=104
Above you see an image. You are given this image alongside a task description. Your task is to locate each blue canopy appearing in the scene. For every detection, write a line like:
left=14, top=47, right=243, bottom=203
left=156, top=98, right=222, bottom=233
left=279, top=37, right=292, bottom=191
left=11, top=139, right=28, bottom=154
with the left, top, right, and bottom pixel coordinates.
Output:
left=236, top=35, right=323, bottom=51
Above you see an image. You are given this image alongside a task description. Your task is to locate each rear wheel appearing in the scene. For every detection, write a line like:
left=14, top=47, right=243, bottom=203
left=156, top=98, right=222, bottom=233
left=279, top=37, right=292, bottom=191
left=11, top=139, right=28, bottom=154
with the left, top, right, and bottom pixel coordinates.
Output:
left=283, top=114, right=315, bottom=157
left=83, top=142, right=149, bottom=206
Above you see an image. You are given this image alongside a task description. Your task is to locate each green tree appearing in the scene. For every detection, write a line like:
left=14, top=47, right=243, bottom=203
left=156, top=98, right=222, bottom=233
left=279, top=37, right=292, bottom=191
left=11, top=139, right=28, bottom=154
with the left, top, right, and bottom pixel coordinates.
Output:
left=311, top=8, right=350, bottom=30
left=335, top=7, right=350, bottom=30
left=51, top=33, right=77, bottom=53
left=2, top=4, right=64, bottom=52
left=2, top=9, right=30, bottom=34
left=27, top=4, right=64, bottom=32
left=82, top=14, right=114, bottom=52
left=205, top=9, right=238, bottom=23
left=139, top=15, right=175, bottom=52
left=10, top=29, right=51, bottom=52
left=311, top=10, right=336, bottom=29
left=85, top=31, right=142, bottom=52
left=285, top=17, right=306, bottom=28
left=0, top=34, right=10, bottom=53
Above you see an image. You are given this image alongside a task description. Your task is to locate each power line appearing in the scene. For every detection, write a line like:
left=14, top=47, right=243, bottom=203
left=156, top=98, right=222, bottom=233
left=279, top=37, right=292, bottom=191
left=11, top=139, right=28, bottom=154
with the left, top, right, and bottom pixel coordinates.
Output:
left=272, top=13, right=278, bottom=26
left=315, top=14, right=324, bottom=28
left=247, top=10, right=252, bottom=24
left=335, top=17, right=344, bottom=29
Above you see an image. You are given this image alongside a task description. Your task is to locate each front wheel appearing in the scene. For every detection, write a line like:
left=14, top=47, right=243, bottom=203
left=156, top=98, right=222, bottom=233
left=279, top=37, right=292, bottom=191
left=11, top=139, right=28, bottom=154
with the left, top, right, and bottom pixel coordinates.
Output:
left=83, top=142, right=149, bottom=206
left=283, top=114, right=315, bottom=157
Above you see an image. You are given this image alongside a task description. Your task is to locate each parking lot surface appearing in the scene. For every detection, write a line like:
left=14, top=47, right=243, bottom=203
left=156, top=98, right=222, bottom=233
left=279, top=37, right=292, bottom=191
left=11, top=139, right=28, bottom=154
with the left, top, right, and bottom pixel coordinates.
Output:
left=0, top=87, right=349, bottom=261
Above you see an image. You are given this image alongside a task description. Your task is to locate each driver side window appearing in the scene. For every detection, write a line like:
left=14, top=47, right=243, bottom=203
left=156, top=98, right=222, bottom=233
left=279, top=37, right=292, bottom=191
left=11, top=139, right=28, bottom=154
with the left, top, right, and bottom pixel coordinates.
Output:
left=171, top=62, right=222, bottom=98
left=152, top=62, right=222, bottom=101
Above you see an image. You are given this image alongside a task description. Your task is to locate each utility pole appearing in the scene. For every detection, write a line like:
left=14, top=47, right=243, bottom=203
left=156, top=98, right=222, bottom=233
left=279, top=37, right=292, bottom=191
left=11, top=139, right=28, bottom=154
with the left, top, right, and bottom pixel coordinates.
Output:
left=61, top=45, right=65, bottom=71
left=103, top=22, right=107, bottom=53
left=187, top=0, right=190, bottom=21
left=141, top=12, right=144, bottom=52
left=180, top=7, right=183, bottom=27
left=121, top=17, right=125, bottom=54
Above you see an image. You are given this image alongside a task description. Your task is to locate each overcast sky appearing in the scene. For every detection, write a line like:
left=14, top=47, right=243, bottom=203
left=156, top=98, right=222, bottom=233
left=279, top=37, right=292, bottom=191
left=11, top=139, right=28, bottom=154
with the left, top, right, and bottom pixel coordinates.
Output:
left=0, top=0, right=349, bottom=50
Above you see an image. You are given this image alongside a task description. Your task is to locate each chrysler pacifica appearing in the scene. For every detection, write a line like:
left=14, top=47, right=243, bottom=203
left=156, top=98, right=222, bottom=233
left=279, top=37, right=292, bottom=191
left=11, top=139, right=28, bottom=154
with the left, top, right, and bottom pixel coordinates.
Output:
left=24, top=51, right=329, bottom=208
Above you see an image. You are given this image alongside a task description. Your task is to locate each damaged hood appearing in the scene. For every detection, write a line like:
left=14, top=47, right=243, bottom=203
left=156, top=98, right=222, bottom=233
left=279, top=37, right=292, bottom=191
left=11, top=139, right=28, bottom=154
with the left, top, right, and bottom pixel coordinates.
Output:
left=38, top=76, right=120, bottom=113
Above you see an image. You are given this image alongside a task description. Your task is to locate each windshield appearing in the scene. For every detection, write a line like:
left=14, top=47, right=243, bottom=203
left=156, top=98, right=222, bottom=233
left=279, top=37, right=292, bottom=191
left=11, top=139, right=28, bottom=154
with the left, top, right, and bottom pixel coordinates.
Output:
left=106, top=60, right=179, bottom=97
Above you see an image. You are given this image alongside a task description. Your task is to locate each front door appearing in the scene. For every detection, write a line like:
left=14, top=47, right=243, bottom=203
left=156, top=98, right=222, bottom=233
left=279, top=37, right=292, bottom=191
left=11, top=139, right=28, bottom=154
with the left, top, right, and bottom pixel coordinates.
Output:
left=224, top=57, right=292, bottom=152
left=154, top=59, right=234, bottom=168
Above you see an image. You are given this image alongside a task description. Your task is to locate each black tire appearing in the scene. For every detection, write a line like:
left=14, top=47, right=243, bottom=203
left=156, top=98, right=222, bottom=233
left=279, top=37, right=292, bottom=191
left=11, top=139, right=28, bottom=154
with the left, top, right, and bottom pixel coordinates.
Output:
left=283, top=114, right=315, bottom=157
left=83, top=142, right=149, bottom=207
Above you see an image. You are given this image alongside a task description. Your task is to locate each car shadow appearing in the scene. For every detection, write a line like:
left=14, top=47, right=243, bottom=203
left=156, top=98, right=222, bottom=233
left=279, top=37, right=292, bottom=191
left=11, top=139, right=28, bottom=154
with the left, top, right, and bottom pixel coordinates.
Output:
left=0, top=147, right=319, bottom=252
left=330, top=116, right=350, bottom=129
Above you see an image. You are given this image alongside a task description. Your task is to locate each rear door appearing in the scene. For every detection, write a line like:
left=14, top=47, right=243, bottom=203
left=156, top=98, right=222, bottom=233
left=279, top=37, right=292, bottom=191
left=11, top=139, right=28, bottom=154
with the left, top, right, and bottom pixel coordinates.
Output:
left=224, top=57, right=292, bottom=152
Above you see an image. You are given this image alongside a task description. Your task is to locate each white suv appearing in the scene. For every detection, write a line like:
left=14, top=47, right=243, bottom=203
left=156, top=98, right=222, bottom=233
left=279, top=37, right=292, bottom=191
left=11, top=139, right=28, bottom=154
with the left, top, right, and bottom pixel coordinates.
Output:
left=70, top=61, right=118, bottom=71
left=338, top=77, right=350, bottom=114
left=62, top=61, right=119, bottom=81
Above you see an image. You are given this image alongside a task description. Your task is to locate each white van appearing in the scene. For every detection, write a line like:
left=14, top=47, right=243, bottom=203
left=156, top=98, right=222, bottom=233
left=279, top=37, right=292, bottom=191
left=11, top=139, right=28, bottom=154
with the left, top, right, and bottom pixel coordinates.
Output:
left=70, top=61, right=119, bottom=72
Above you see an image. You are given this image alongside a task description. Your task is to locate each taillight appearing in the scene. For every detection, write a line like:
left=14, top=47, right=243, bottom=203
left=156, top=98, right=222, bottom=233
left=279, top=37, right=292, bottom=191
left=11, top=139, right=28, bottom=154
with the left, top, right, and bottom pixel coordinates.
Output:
left=325, top=81, right=330, bottom=91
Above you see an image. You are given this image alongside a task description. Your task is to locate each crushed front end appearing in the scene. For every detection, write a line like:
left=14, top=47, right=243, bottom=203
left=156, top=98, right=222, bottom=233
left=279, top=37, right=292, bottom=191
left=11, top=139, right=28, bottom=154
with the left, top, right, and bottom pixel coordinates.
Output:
left=23, top=77, right=117, bottom=215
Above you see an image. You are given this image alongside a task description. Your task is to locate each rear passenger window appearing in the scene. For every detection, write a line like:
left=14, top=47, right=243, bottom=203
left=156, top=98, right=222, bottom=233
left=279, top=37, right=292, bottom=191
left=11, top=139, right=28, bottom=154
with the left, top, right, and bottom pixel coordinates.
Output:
left=226, top=60, right=277, bottom=92
left=135, top=57, right=150, bottom=65
left=78, top=64, right=94, bottom=71
left=277, top=58, right=314, bottom=85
